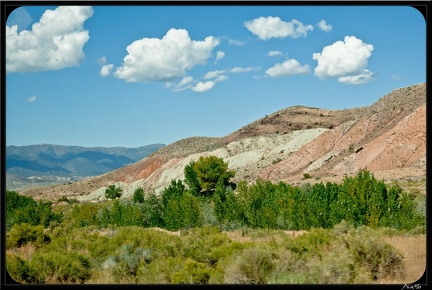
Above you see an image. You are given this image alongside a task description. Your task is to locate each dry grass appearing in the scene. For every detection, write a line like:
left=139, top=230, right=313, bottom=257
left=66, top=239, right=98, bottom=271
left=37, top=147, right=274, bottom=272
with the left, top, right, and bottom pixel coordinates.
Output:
left=378, top=235, right=426, bottom=284
left=223, top=229, right=307, bottom=244
left=7, top=243, right=37, bottom=260
left=85, top=270, right=116, bottom=284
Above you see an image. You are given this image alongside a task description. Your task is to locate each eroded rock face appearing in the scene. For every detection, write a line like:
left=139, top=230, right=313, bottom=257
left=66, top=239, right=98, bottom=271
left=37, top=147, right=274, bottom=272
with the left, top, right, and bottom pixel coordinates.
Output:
left=331, top=103, right=426, bottom=175
left=257, top=84, right=426, bottom=182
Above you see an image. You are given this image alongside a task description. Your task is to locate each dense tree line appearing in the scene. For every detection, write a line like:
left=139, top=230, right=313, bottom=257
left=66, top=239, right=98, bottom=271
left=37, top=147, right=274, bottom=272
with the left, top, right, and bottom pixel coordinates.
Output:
left=6, top=157, right=424, bottom=237
left=230, top=170, right=423, bottom=230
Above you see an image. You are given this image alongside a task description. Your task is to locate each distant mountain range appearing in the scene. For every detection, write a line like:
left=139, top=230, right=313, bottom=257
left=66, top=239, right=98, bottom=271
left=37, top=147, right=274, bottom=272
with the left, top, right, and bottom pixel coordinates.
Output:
left=6, top=143, right=165, bottom=190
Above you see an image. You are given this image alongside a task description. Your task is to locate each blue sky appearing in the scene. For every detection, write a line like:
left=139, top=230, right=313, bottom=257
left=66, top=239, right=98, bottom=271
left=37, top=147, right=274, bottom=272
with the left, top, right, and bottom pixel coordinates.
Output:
left=5, top=5, right=426, bottom=148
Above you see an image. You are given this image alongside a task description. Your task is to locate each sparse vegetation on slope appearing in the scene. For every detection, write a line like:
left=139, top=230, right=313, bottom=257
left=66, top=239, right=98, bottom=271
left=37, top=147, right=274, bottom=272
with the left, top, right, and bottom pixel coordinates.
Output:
left=151, top=137, right=221, bottom=157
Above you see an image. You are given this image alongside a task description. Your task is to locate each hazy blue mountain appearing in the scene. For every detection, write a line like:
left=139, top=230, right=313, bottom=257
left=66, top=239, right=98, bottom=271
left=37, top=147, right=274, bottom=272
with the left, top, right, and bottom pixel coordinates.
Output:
left=6, top=143, right=165, bottom=178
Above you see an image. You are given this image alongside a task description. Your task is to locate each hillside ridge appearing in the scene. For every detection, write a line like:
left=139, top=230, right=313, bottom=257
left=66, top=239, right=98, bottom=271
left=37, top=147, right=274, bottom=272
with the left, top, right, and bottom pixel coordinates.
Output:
left=19, top=83, right=426, bottom=201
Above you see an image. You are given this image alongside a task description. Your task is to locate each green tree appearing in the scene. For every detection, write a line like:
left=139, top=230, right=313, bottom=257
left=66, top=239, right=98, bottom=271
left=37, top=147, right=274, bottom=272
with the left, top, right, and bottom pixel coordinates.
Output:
left=185, top=156, right=235, bottom=197
left=105, top=185, right=123, bottom=200
left=161, top=179, right=203, bottom=231
left=132, top=188, right=145, bottom=203
left=6, top=191, right=62, bottom=230
left=213, top=179, right=227, bottom=230
left=6, top=191, right=37, bottom=230
left=184, top=161, right=202, bottom=196
left=142, top=193, right=164, bottom=228
left=161, top=179, right=186, bottom=207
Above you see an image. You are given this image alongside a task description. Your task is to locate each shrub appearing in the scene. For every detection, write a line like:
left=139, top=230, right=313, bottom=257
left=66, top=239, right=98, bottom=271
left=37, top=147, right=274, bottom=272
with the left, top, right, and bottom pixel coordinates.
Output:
left=6, top=223, right=50, bottom=249
left=171, top=259, right=211, bottom=284
left=224, top=247, right=274, bottom=284
left=180, top=227, right=231, bottom=266
left=71, top=203, right=100, bottom=227
left=267, top=248, right=310, bottom=284
left=288, top=228, right=334, bottom=258
left=272, top=158, right=282, bottom=164
left=307, top=249, right=360, bottom=284
left=302, top=173, right=312, bottom=180
left=104, top=244, right=151, bottom=282
left=342, top=229, right=404, bottom=281
left=6, top=253, right=31, bottom=283
left=136, top=256, right=185, bottom=284
left=28, top=250, right=91, bottom=283
left=332, top=220, right=355, bottom=236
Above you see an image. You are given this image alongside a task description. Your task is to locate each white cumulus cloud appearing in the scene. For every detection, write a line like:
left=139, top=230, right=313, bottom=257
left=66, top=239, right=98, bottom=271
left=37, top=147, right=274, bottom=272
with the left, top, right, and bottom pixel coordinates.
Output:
left=6, top=6, right=93, bottom=73
left=317, top=19, right=332, bottom=32
left=313, top=36, right=374, bottom=84
left=228, top=38, right=247, bottom=46
left=265, top=59, right=310, bottom=77
left=192, top=81, right=216, bottom=93
left=114, top=28, right=220, bottom=82
left=177, top=76, right=195, bottom=87
left=100, top=64, right=114, bottom=77
left=244, top=16, right=313, bottom=40
left=204, top=70, right=225, bottom=79
left=267, top=50, right=283, bottom=57
left=215, top=50, right=225, bottom=63
left=230, top=67, right=259, bottom=73
left=26, top=96, right=37, bottom=102
left=166, top=76, right=195, bottom=92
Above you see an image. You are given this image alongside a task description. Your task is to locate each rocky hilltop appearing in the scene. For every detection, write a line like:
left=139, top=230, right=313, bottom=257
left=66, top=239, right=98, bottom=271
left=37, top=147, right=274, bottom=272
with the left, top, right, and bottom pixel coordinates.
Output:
left=20, top=83, right=426, bottom=201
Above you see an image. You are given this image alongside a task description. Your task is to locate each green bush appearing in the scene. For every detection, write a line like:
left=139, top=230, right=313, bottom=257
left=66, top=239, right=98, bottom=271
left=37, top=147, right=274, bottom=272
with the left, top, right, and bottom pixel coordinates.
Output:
left=171, top=259, right=212, bottom=284
left=288, top=228, right=334, bottom=258
left=302, top=173, right=312, bottom=179
left=6, top=253, right=31, bottom=283
left=6, top=223, right=50, bottom=249
left=181, top=227, right=230, bottom=266
left=71, top=203, right=100, bottom=227
left=224, top=247, right=274, bottom=284
left=27, top=250, right=91, bottom=283
left=307, top=249, right=359, bottom=283
left=342, top=228, right=405, bottom=281
left=103, top=244, right=151, bottom=282
left=137, top=256, right=185, bottom=284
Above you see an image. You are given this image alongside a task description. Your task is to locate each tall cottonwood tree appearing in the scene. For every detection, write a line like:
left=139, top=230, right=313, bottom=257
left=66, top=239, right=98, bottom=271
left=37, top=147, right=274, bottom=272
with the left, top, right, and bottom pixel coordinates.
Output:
left=184, top=156, right=235, bottom=197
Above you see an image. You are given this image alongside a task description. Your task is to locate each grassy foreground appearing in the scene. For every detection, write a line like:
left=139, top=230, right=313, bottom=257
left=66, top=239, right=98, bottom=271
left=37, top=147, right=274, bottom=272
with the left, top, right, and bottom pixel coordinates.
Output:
left=6, top=167, right=426, bottom=284
left=6, top=223, right=425, bottom=284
